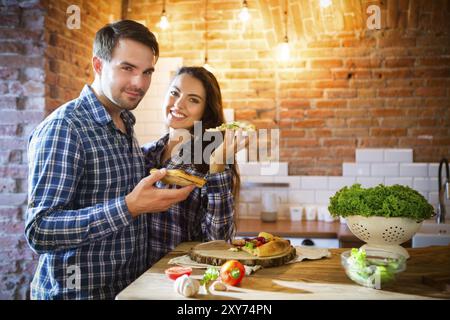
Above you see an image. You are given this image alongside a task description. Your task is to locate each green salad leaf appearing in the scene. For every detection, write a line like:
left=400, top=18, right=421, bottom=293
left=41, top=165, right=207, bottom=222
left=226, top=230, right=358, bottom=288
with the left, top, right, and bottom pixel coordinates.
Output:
left=200, top=267, right=220, bottom=286
left=328, top=183, right=434, bottom=220
left=216, top=121, right=255, bottom=131
left=245, top=242, right=255, bottom=250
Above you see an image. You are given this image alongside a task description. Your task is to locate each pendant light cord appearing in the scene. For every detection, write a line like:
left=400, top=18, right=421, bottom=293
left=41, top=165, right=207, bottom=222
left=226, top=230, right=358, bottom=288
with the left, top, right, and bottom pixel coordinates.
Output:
left=204, top=0, right=208, bottom=63
left=284, top=0, right=288, bottom=42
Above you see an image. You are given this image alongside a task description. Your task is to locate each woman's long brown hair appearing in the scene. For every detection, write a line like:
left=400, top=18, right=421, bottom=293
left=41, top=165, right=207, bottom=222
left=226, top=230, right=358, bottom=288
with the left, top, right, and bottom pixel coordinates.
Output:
left=174, top=67, right=241, bottom=225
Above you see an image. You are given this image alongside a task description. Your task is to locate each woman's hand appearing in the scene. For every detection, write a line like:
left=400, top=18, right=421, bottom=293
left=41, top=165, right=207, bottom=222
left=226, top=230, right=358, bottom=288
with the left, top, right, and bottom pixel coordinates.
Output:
left=209, top=129, right=249, bottom=173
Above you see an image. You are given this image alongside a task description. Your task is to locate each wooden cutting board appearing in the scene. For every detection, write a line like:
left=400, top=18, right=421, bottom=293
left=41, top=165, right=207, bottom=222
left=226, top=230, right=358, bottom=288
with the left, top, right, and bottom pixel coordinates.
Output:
left=188, top=240, right=297, bottom=267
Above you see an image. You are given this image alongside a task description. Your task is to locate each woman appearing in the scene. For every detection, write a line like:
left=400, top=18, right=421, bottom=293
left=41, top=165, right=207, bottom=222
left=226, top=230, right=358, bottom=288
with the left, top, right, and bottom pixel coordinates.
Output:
left=142, top=66, right=244, bottom=266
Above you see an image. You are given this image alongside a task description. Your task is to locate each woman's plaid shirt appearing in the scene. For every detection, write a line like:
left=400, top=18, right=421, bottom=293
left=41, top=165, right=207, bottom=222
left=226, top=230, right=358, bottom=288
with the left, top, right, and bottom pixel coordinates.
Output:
left=142, top=134, right=236, bottom=266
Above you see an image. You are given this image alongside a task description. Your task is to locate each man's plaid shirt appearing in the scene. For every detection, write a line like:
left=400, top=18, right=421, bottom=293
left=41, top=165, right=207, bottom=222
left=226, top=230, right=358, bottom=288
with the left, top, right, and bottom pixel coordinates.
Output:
left=142, top=134, right=236, bottom=266
left=25, top=85, right=149, bottom=299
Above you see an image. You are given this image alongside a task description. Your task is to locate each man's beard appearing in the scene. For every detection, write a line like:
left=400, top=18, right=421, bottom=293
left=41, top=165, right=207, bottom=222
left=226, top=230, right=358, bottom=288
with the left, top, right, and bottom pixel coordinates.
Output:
left=114, top=89, right=145, bottom=110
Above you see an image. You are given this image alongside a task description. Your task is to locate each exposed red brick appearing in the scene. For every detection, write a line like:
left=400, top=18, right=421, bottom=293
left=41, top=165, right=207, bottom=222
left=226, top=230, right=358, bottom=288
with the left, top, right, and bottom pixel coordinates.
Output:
left=415, top=87, right=447, bottom=97
left=371, top=128, right=407, bottom=137
left=310, top=59, right=343, bottom=69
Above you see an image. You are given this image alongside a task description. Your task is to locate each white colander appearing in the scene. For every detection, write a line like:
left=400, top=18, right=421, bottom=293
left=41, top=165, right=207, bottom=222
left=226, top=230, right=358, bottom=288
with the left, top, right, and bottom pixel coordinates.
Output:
left=346, top=215, right=423, bottom=259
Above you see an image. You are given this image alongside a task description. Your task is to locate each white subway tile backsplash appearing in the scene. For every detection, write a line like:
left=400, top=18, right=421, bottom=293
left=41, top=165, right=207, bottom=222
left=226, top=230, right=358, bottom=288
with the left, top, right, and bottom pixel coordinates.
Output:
left=400, top=163, right=428, bottom=177
left=247, top=203, right=262, bottom=217
left=301, top=176, right=328, bottom=189
left=385, top=177, right=413, bottom=187
left=236, top=150, right=443, bottom=222
left=238, top=162, right=289, bottom=176
left=356, top=149, right=384, bottom=163
left=288, top=190, right=315, bottom=204
left=429, top=178, right=439, bottom=192
left=413, top=178, right=438, bottom=192
left=277, top=204, right=290, bottom=219
left=241, top=176, right=275, bottom=183
left=238, top=162, right=261, bottom=176
left=428, top=192, right=439, bottom=205
left=356, top=177, right=384, bottom=188
left=383, top=149, right=413, bottom=163
left=260, top=162, right=288, bottom=176
left=273, top=176, right=301, bottom=189
left=384, top=149, right=413, bottom=163
left=315, top=190, right=335, bottom=204
left=328, top=177, right=356, bottom=190
left=239, top=190, right=261, bottom=203
left=343, top=163, right=370, bottom=177
left=428, top=163, right=439, bottom=177
left=237, top=203, right=248, bottom=216
left=413, top=178, right=431, bottom=192
left=270, top=190, right=289, bottom=203
left=371, top=163, right=399, bottom=177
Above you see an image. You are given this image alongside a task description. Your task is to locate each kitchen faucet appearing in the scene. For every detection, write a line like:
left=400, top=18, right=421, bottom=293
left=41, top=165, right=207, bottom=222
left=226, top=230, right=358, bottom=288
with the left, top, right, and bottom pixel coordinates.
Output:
left=437, top=158, right=449, bottom=224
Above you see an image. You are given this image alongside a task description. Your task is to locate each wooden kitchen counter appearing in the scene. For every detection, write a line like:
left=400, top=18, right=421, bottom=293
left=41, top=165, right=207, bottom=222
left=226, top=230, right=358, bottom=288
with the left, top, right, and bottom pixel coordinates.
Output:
left=116, top=242, right=450, bottom=300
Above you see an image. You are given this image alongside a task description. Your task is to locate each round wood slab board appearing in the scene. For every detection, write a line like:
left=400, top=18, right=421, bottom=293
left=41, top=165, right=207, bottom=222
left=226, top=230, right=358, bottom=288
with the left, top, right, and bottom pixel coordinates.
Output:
left=189, top=240, right=297, bottom=267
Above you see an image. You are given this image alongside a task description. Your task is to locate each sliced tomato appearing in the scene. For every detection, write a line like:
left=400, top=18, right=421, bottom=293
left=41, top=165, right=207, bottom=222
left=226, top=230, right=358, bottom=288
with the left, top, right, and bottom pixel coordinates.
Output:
left=165, top=266, right=193, bottom=280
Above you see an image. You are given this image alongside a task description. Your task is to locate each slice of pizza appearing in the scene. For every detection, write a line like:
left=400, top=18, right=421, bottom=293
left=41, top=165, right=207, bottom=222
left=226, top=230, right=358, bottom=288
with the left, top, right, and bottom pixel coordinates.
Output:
left=205, top=121, right=256, bottom=132
left=150, top=168, right=206, bottom=188
left=231, top=232, right=291, bottom=257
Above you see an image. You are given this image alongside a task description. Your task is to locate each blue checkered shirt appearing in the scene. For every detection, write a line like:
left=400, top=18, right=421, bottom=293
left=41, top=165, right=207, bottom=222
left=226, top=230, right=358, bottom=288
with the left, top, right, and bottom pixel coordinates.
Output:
left=25, top=85, right=149, bottom=300
left=142, top=134, right=235, bottom=266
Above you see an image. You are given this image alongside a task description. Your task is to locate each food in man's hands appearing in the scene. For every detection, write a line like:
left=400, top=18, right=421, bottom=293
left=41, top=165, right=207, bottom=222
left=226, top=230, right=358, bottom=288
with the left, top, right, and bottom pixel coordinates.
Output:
left=231, top=232, right=291, bottom=257
left=165, top=266, right=193, bottom=280
left=220, top=260, right=245, bottom=286
left=206, top=121, right=255, bottom=132
left=150, top=168, right=206, bottom=188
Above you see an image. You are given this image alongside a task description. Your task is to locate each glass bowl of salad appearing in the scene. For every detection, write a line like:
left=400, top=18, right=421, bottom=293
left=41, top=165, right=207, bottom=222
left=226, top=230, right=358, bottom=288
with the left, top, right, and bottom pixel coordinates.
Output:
left=341, top=248, right=406, bottom=289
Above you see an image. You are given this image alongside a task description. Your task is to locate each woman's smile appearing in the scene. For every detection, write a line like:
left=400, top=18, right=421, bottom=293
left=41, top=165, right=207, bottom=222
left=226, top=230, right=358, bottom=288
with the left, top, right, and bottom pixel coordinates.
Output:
left=169, top=108, right=187, bottom=120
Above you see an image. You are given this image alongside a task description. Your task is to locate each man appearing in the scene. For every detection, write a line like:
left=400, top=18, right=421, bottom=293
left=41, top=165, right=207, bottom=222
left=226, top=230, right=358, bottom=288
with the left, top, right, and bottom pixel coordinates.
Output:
left=25, top=20, right=195, bottom=299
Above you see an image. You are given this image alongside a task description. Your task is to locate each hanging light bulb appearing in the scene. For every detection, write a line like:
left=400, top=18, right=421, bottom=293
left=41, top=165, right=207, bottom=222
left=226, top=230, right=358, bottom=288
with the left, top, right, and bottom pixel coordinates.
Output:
left=238, top=0, right=250, bottom=22
left=159, top=12, right=169, bottom=30
left=203, top=57, right=215, bottom=73
left=203, top=0, right=214, bottom=73
left=158, top=1, right=169, bottom=30
left=278, top=0, right=290, bottom=61
left=320, top=0, right=332, bottom=8
left=278, top=36, right=290, bottom=61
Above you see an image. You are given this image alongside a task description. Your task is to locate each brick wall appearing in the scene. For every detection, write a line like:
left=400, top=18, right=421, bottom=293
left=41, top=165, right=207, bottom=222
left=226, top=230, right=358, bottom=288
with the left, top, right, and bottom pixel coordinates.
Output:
left=45, top=0, right=122, bottom=113
left=0, top=0, right=121, bottom=300
left=0, top=0, right=46, bottom=300
left=127, top=0, right=450, bottom=176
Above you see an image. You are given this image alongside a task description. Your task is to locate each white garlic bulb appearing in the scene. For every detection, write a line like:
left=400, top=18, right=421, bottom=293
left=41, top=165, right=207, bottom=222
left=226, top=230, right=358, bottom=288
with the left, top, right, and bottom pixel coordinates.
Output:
left=211, top=280, right=227, bottom=291
left=174, top=274, right=200, bottom=298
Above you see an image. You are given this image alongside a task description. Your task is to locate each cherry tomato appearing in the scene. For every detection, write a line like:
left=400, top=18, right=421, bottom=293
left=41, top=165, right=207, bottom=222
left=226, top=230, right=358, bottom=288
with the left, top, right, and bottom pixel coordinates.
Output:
left=165, top=266, right=193, bottom=280
left=220, top=260, right=245, bottom=286
left=256, top=237, right=266, bottom=244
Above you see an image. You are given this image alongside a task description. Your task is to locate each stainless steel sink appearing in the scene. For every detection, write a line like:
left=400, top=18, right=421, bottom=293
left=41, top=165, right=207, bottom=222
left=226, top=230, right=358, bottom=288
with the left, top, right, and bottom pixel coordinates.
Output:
left=412, top=222, right=450, bottom=248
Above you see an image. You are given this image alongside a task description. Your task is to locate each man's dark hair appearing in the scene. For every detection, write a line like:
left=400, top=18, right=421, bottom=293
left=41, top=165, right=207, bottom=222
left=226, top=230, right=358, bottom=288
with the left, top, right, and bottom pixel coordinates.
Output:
left=93, top=20, right=159, bottom=61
